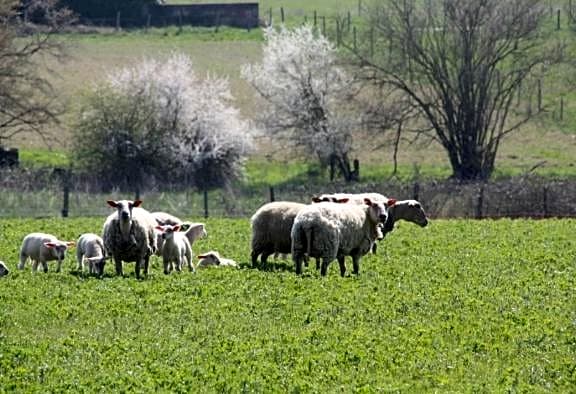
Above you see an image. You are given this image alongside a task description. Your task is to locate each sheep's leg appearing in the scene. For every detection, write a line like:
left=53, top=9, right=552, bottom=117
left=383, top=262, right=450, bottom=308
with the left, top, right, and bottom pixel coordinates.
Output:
left=41, top=261, right=49, bottom=273
left=294, top=254, right=304, bottom=275
left=320, top=258, right=333, bottom=277
left=337, top=256, right=346, bottom=277
left=30, top=259, right=38, bottom=271
left=251, top=248, right=262, bottom=267
left=56, top=259, right=62, bottom=273
left=260, top=251, right=273, bottom=267
left=143, top=256, right=150, bottom=276
left=371, top=242, right=378, bottom=254
left=18, top=253, right=27, bottom=270
left=114, top=257, right=123, bottom=276
left=352, top=255, right=360, bottom=275
left=135, top=259, right=142, bottom=279
left=163, top=259, right=170, bottom=275
left=77, top=254, right=83, bottom=271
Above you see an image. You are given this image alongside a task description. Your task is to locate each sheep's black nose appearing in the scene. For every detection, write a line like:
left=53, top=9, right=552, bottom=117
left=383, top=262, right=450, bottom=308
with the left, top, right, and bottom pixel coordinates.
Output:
left=379, top=214, right=388, bottom=222
left=121, top=212, right=130, bottom=219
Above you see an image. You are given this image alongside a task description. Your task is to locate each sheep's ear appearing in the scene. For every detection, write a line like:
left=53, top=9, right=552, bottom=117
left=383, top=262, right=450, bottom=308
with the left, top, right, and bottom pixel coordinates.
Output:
left=336, top=198, right=349, bottom=203
left=44, top=242, right=56, bottom=249
left=173, top=225, right=180, bottom=232
left=107, top=200, right=118, bottom=208
left=197, top=255, right=206, bottom=259
left=364, top=198, right=373, bottom=206
left=155, top=225, right=164, bottom=231
left=311, top=196, right=322, bottom=203
left=387, top=198, right=397, bottom=207
left=133, top=200, right=143, bottom=208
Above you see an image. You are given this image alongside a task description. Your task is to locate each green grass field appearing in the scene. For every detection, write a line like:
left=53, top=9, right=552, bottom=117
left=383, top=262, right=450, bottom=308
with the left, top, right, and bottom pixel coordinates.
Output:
left=0, top=217, right=574, bottom=391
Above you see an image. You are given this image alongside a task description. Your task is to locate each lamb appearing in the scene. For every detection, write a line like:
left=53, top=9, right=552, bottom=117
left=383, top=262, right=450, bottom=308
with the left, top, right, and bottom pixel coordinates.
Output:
left=0, top=261, right=9, bottom=277
left=76, top=233, right=109, bottom=276
left=18, top=233, right=75, bottom=273
left=291, top=198, right=391, bottom=277
left=102, top=199, right=157, bottom=279
left=250, top=201, right=307, bottom=267
left=197, top=251, right=238, bottom=268
left=155, top=221, right=206, bottom=257
left=155, top=224, right=194, bottom=274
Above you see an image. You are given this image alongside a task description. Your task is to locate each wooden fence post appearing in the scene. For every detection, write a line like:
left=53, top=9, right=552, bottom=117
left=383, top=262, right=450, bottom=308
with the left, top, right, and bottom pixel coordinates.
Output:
left=203, top=189, right=209, bottom=218
left=543, top=186, right=549, bottom=217
left=476, top=184, right=484, bottom=219
left=116, top=11, right=121, bottom=31
left=280, top=7, right=285, bottom=24
left=557, top=8, right=561, bottom=30
left=269, top=186, right=275, bottom=202
left=62, top=172, right=70, bottom=218
left=412, top=181, right=420, bottom=201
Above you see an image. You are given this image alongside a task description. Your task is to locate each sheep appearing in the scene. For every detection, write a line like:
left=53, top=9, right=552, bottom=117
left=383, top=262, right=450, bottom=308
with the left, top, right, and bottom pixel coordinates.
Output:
left=250, top=201, right=307, bottom=267
left=197, top=251, right=238, bottom=268
left=155, top=224, right=194, bottom=274
left=18, top=233, right=75, bottom=273
left=76, top=233, right=109, bottom=276
left=291, top=198, right=391, bottom=277
left=378, top=199, right=428, bottom=245
left=151, top=211, right=184, bottom=226
left=0, top=261, right=9, bottom=277
left=102, top=199, right=157, bottom=279
left=312, top=192, right=388, bottom=204
left=155, top=221, right=206, bottom=257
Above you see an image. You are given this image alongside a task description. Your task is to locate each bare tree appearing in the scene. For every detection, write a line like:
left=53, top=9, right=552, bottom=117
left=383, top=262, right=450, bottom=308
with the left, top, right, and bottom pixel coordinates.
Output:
left=0, top=0, right=73, bottom=147
left=351, top=0, right=558, bottom=181
left=242, top=25, right=360, bottom=182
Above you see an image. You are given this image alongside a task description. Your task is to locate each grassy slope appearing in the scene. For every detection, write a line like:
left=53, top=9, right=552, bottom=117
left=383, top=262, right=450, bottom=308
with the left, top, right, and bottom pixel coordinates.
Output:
left=0, top=217, right=574, bottom=391
left=13, top=0, right=576, bottom=179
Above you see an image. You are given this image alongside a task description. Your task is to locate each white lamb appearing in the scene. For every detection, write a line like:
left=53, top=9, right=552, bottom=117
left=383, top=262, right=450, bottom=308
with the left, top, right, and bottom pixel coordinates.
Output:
left=0, top=261, right=9, bottom=277
left=250, top=201, right=307, bottom=267
left=155, top=224, right=194, bottom=274
left=18, top=233, right=75, bottom=273
left=197, top=251, right=238, bottom=268
left=76, top=233, right=109, bottom=276
left=102, top=199, right=157, bottom=279
left=291, top=198, right=390, bottom=277
left=155, top=221, right=206, bottom=257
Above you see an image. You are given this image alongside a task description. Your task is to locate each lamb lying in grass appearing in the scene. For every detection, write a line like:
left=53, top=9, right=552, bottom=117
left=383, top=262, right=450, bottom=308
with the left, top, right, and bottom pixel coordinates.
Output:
left=197, top=251, right=238, bottom=268
left=18, top=233, right=75, bottom=273
left=0, top=261, right=9, bottom=277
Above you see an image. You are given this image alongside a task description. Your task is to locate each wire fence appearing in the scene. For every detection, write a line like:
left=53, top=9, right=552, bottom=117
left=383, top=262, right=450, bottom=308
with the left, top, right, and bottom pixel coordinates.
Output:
left=0, top=168, right=574, bottom=219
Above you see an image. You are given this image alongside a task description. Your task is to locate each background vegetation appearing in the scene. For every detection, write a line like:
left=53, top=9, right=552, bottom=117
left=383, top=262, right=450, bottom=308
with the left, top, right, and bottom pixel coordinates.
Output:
left=0, top=217, right=574, bottom=391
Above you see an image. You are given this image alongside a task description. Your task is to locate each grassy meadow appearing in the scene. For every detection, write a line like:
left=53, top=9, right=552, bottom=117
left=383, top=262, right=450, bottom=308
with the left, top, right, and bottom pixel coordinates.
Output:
left=0, top=217, right=575, bottom=391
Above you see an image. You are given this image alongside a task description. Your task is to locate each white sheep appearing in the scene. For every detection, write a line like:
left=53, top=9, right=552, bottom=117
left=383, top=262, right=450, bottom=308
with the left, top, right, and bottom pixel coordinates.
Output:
left=291, top=198, right=390, bottom=277
left=102, top=199, right=157, bottom=279
left=76, top=233, right=109, bottom=276
left=250, top=201, right=307, bottom=267
left=155, top=224, right=194, bottom=274
left=155, top=221, right=206, bottom=257
left=18, top=233, right=75, bottom=273
left=197, top=251, right=238, bottom=268
left=0, top=261, right=9, bottom=277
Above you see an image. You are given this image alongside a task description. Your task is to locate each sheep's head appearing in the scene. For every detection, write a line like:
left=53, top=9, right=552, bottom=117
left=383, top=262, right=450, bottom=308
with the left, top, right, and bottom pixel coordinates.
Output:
left=0, top=261, right=9, bottom=277
left=44, top=241, right=74, bottom=261
left=364, top=198, right=395, bottom=224
left=85, top=255, right=110, bottom=276
left=107, top=199, right=142, bottom=224
left=156, top=224, right=180, bottom=240
left=396, top=200, right=428, bottom=227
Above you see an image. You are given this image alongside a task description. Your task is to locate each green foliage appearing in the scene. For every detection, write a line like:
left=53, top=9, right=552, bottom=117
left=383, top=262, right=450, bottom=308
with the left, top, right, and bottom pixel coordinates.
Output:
left=59, top=0, right=158, bottom=20
left=0, top=217, right=574, bottom=391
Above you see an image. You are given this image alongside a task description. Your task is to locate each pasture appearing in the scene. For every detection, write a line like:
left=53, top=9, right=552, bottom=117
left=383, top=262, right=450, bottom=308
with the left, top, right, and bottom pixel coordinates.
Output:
left=0, top=216, right=574, bottom=391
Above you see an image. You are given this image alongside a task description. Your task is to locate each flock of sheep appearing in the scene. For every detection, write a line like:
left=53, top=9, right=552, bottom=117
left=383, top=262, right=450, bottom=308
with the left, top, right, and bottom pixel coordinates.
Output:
left=0, top=192, right=428, bottom=278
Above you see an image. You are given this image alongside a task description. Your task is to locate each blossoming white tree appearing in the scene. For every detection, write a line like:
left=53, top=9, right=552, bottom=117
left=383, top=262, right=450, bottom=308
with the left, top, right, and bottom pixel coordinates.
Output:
left=242, top=25, right=358, bottom=181
left=73, top=53, right=252, bottom=192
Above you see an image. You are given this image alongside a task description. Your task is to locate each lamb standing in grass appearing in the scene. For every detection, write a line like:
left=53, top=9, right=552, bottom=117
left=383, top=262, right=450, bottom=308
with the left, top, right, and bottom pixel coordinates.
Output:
left=155, top=224, right=194, bottom=274
left=197, top=251, right=238, bottom=268
left=76, top=233, right=109, bottom=276
left=0, top=261, right=9, bottom=277
left=292, top=198, right=391, bottom=277
left=250, top=201, right=307, bottom=267
left=18, top=233, right=75, bottom=273
left=102, top=199, right=157, bottom=279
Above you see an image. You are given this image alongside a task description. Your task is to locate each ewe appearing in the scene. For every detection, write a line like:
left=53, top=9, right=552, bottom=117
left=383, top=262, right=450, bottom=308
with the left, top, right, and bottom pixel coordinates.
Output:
left=292, top=198, right=391, bottom=277
left=102, top=199, right=157, bottom=279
